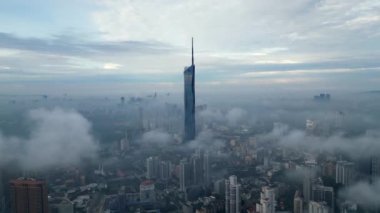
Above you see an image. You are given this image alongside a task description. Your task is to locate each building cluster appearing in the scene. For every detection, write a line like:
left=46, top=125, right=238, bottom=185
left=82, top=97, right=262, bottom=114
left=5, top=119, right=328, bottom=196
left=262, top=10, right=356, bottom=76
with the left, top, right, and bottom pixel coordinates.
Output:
left=179, top=150, right=210, bottom=192
left=313, top=93, right=331, bottom=102
left=146, top=156, right=172, bottom=181
left=0, top=40, right=376, bottom=213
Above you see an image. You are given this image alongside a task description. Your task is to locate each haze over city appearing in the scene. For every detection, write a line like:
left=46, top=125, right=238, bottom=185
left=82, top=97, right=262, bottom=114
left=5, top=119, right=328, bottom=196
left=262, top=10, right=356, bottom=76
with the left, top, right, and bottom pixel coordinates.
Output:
left=0, top=0, right=380, bottom=213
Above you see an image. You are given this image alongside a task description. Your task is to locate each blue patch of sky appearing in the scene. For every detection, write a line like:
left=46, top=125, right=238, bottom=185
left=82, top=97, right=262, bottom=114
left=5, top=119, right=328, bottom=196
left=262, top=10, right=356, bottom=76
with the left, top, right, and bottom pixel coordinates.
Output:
left=0, top=0, right=98, bottom=38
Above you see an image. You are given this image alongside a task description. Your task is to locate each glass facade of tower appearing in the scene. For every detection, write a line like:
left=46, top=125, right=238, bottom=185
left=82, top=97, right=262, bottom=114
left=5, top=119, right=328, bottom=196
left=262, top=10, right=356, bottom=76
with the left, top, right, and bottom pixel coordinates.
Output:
left=184, top=64, right=195, bottom=141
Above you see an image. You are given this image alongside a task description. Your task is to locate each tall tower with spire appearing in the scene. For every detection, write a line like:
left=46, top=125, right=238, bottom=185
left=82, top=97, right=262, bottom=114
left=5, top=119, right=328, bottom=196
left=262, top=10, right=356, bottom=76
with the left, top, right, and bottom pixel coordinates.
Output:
left=183, top=38, right=196, bottom=142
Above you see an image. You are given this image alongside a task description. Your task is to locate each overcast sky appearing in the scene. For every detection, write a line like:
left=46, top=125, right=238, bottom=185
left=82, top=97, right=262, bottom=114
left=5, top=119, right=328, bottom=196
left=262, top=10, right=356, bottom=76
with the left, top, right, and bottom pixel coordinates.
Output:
left=0, top=0, right=379, bottom=95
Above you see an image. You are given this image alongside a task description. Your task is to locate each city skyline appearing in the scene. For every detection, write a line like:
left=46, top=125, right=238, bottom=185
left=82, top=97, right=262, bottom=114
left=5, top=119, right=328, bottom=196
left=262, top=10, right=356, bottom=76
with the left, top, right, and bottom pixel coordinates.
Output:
left=1, top=1, right=380, bottom=212
left=0, top=0, right=379, bottom=95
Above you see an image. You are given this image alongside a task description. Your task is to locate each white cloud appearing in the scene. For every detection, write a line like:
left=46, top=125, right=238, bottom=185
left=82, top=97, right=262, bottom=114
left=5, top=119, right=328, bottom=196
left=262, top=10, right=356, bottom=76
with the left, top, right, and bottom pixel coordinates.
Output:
left=340, top=179, right=380, bottom=208
left=0, top=66, right=10, bottom=70
left=240, top=67, right=380, bottom=77
left=260, top=123, right=380, bottom=159
left=91, top=0, right=380, bottom=56
left=0, top=0, right=379, bottom=92
left=103, top=63, right=122, bottom=70
left=0, top=108, right=98, bottom=169
left=343, top=15, right=380, bottom=29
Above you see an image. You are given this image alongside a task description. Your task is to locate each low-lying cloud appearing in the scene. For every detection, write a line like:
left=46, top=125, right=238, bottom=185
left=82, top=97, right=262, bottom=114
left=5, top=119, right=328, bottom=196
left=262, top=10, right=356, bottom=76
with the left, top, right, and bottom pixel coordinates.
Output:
left=0, top=108, right=98, bottom=169
left=339, top=179, right=380, bottom=208
left=199, top=107, right=250, bottom=127
left=260, top=123, right=380, bottom=159
left=187, top=130, right=225, bottom=151
left=140, top=129, right=174, bottom=146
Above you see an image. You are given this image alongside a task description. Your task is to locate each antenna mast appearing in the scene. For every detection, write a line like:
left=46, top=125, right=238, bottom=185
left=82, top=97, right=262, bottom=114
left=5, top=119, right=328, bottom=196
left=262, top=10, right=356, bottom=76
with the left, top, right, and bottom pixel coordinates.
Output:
left=191, top=37, right=194, bottom=66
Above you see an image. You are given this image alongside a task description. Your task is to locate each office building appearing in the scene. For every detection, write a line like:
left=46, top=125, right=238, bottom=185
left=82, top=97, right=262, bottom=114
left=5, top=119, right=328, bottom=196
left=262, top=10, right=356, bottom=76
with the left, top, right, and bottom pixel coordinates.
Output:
left=225, top=175, right=240, bottom=213
left=293, top=191, right=303, bottom=213
left=303, top=166, right=317, bottom=204
left=371, top=156, right=380, bottom=182
left=146, top=156, right=159, bottom=179
left=213, top=179, right=225, bottom=195
left=180, top=159, right=191, bottom=191
left=184, top=38, right=196, bottom=141
left=311, top=184, right=334, bottom=212
left=336, top=161, right=354, bottom=185
left=159, top=161, right=171, bottom=181
left=256, top=186, right=276, bottom=213
left=0, top=171, right=4, bottom=213
left=203, top=151, right=210, bottom=185
left=225, top=179, right=230, bottom=213
left=10, top=178, right=48, bottom=213
left=192, top=154, right=204, bottom=185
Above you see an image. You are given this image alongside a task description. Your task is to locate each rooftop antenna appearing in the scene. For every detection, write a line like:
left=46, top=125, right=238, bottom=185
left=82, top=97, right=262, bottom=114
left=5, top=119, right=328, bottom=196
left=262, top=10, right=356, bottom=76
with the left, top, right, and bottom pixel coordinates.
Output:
left=191, top=37, right=194, bottom=66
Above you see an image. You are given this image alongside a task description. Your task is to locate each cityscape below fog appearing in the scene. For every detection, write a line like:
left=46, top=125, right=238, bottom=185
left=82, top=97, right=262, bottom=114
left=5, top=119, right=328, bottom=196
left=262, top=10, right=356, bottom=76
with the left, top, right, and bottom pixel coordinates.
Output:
left=1, top=41, right=380, bottom=213
left=1, top=0, right=380, bottom=213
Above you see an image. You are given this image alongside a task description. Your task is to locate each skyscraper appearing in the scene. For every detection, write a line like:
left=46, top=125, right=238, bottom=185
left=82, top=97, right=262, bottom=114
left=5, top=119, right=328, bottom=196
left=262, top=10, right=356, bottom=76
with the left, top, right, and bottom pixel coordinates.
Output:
left=203, top=151, right=210, bottom=185
left=225, top=175, right=240, bottom=213
left=303, top=172, right=312, bottom=204
left=303, top=166, right=316, bottom=204
left=371, top=156, right=380, bottom=182
left=159, top=160, right=171, bottom=181
left=179, top=159, right=191, bottom=192
left=192, top=155, right=203, bottom=185
left=256, top=186, right=276, bottom=213
left=293, top=191, right=303, bottom=213
left=146, top=156, right=159, bottom=179
left=10, top=178, right=48, bottom=213
left=225, top=179, right=230, bottom=213
left=311, top=184, right=334, bottom=212
left=336, top=161, right=354, bottom=185
left=183, top=38, right=196, bottom=141
left=0, top=170, right=4, bottom=213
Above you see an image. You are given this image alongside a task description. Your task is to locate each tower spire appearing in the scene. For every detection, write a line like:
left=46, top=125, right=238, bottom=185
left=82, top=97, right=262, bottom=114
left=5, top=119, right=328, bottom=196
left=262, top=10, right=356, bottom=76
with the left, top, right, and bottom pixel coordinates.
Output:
left=191, top=37, right=194, bottom=66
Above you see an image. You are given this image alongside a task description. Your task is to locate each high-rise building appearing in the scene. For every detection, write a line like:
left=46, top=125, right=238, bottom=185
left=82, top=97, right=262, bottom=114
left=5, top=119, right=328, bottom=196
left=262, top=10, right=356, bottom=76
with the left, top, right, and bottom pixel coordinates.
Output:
left=0, top=170, right=4, bottom=213
left=225, top=179, right=230, bottom=213
left=322, top=161, right=336, bottom=178
left=213, top=179, right=225, bottom=195
left=303, top=173, right=313, bottom=204
left=192, top=154, right=204, bottom=185
left=225, top=175, right=240, bottom=213
left=10, top=178, right=48, bottom=213
left=146, top=156, right=159, bottom=179
left=203, top=151, right=210, bottom=185
left=146, top=157, right=155, bottom=179
left=184, top=38, right=196, bottom=141
left=293, top=191, right=303, bottom=213
left=159, top=161, right=171, bottom=181
left=336, top=161, right=354, bottom=185
left=311, top=184, right=334, bottom=212
left=303, top=165, right=317, bottom=204
left=256, top=186, right=276, bottom=213
left=179, top=159, right=191, bottom=192
left=309, top=201, right=329, bottom=213
left=138, top=107, right=144, bottom=134
left=371, top=156, right=380, bottom=182
left=306, top=119, right=317, bottom=134
left=119, top=133, right=129, bottom=152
